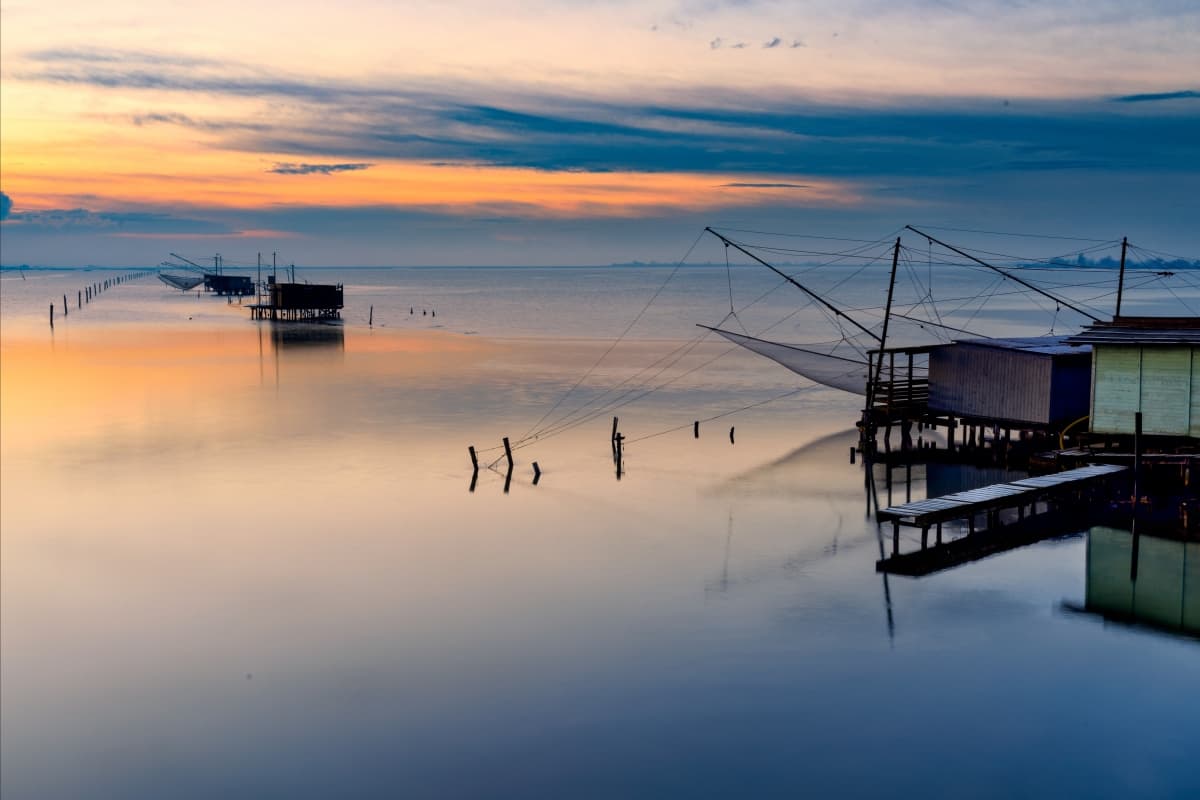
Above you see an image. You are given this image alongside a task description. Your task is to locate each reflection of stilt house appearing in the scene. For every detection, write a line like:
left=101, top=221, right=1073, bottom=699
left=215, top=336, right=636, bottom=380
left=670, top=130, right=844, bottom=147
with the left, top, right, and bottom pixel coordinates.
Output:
left=1065, top=317, right=1200, bottom=438
left=250, top=281, right=344, bottom=321
left=1081, top=526, right=1199, bottom=637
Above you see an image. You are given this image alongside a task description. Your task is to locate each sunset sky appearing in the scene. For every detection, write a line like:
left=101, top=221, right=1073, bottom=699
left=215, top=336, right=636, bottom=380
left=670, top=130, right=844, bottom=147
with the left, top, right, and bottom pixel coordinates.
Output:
left=1, top=0, right=1197, bottom=266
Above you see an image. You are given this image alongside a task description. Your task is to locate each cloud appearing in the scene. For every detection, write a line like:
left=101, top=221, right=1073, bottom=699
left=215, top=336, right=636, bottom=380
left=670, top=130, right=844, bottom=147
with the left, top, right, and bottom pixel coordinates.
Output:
left=1112, top=89, right=1199, bottom=103
left=132, top=112, right=270, bottom=133
left=790, top=39, right=806, bottom=48
left=710, top=37, right=722, bottom=49
left=763, top=37, right=782, bottom=49
left=2, top=208, right=234, bottom=235
left=721, top=182, right=812, bottom=188
left=268, top=162, right=374, bottom=175
left=0, top=192, right=11, bottom=220
left=11, top=47, right=1200, bottom=184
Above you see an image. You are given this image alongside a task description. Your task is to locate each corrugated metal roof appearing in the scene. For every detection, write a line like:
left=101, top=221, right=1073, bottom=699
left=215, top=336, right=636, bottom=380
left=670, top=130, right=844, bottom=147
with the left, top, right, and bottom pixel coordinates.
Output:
left=952, top=335, right=1091, bottom=356
left=1066, top=323, right=1200, bottom=345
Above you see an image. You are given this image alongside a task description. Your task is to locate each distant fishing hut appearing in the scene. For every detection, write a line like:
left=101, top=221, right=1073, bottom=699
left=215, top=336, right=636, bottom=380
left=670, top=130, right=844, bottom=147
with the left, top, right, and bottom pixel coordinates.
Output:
left=250, top=280, right=344, bottom=321
left=204, top=273, right=255, bottom=296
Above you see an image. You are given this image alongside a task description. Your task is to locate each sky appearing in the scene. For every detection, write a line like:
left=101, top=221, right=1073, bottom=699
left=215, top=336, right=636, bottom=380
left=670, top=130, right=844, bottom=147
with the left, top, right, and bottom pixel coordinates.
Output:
left=1, top=0, right=1198, bottom=266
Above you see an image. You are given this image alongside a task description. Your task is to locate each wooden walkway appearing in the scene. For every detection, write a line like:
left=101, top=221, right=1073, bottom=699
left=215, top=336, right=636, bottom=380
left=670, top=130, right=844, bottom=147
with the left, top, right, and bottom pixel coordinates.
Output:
left=877, top=464, right=1127, bottom=567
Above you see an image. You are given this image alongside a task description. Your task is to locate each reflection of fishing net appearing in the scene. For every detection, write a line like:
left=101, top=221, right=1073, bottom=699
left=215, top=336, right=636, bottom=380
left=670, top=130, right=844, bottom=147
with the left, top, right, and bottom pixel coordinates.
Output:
left=704, top=326, right=872, bottom=395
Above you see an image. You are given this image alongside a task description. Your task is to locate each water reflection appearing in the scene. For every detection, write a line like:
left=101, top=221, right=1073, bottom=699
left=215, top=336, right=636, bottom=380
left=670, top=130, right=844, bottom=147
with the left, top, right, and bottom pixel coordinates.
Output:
left=1070, top=525, right=1200, bottom=639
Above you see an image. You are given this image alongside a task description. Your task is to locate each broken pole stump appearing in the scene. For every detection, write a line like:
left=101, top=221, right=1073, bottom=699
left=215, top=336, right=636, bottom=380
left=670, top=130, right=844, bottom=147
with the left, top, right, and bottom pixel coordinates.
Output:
left=694, top=420, right=700, bottom=438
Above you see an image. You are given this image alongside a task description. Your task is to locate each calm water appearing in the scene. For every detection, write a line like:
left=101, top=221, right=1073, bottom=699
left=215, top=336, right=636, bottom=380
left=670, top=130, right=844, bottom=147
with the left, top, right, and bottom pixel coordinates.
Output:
left=2, top=265, right=1198, bottom=798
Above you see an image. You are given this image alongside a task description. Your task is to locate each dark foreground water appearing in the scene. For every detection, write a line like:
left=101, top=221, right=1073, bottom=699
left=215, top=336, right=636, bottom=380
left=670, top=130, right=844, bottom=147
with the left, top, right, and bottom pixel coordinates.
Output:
left=2, top=266, right=1197, bottom=798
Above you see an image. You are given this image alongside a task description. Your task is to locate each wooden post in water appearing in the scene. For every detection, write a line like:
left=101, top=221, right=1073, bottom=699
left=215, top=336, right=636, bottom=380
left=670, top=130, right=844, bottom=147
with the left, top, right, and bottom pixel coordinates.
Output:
left=502, top=437, right=514, bottom=472
left=694, top=420, right=700, bottom=439
left=1133, top=411, right=1143, bottom=506
left=729, top=426, right=735, bottom=444
left=468, top=446, right=478, bottom=470
left=63, top=294, right=68, bottom=316
left=78, top=290, right=82, bottom=310
left=615, top=433, right=624, bottom=479
left=369, top=305, right=374, bottom=327
left=532, top=462, right=541, bottom=485
left=49, top=303, right=54, bottom=328
left=611, top=416, right=619, bottom=452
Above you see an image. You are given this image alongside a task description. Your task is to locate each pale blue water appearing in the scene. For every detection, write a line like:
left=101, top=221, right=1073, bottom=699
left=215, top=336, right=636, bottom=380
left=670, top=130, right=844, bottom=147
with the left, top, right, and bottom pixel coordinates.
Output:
left=1, top=263, right=1198, bottom=799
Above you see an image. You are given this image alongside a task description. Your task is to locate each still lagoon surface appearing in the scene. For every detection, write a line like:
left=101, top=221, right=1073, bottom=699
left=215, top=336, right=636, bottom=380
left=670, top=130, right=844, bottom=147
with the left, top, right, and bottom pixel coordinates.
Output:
left=2, top=264, right=1198, bottom=798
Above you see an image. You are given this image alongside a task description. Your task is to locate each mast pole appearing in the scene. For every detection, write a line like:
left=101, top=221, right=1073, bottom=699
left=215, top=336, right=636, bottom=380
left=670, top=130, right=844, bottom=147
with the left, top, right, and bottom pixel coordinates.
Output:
left=871, top=238, right=902, bottom=392
left=704, top=227, right=881, bottom=342
left=864, top=238, right=901, bottom=440
left=1115, top=236, right=1128, bottom=320
left=905, top=225, right=1102, bottom=322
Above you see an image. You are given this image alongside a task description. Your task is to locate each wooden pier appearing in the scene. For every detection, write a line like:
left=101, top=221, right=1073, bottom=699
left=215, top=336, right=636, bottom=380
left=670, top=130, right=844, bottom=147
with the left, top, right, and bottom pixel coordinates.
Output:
left=876, top=464, right=1127, bottom=573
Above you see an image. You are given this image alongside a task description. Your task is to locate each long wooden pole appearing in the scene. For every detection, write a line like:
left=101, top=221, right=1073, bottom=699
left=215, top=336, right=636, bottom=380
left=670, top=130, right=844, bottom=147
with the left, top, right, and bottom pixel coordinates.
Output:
left=905, top=225, right=1102, bottom=322
left=1114, top=236, right=1129, bottom=319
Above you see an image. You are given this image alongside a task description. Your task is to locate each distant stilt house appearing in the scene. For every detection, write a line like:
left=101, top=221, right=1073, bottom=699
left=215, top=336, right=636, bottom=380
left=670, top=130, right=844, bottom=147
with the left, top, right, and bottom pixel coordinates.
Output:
left=1065, top=317, right=1200, bottom=438
left=204, top=273, right=255, bottom=296
left=250, top=281, right=344, bottom=321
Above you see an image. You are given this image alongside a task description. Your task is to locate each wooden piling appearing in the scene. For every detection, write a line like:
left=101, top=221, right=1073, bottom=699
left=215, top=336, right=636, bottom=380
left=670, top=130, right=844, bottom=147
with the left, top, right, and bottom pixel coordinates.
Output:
left=1133, top=411, right=1143, bottom=505
left=532, top=461, right=541, bottom=485
left=615, top=432, right=624, bottom=479
left=78, top=290, right=82, bottom=309
left=369, top=305, right=374, bottom=327
left=502, top=437, right=513, bottom=471
left=468, top=445, right=478, bottom=470
left=63, top=294, right=68, bottom=316
left=49, top=303, right=54, bottom=328
left=729, top=426, right=735, bottom=444
left=694, top=420, right=699, bottom=438
left=611, top=416, right=619, bottom=450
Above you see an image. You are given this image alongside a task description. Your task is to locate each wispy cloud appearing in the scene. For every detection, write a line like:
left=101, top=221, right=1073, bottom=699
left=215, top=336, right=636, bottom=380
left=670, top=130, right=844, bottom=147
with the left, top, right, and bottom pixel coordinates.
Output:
left=1112, top=89, right=1199, bottom=103
left=1, top=207, right=235, bottom=235
left=721, top=182, right=811, bottom=188
left=12, top=47, right=1200, bottom=184
left=763, top=37, right=782, bottom=49
left=268, top=162, right=374, bottom=175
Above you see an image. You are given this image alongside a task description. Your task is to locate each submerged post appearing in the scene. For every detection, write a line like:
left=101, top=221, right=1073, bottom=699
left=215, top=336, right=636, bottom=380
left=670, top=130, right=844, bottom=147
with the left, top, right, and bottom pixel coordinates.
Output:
left=78, top=290, right=82, bottom=310
left=502, top=437, right=514, bottom=471
left=369, top=305, right=374, bottom=327
left=729, top=426, right=735, bottom=444
left=49, top=303, right=54, bottom=328
left=532, top=462, right=541, bottom=485
left=694, top=420, right=700, bottom=439
left=615, top=432, right=624, bottom=479
left=611, top=416, right=619, bottom=449
left=468, top=445, right=479, bottom=470
left=63, top=294, right=68, bottom=316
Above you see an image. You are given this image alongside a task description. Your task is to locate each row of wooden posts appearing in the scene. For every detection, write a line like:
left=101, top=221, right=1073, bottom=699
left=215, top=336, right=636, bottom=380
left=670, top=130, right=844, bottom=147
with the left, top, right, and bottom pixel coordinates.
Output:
left=48, top=271, right=152, bottom=328
left=466, top=438, right=541, bottom=493
left=466, top=414, right=740, bottom=491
